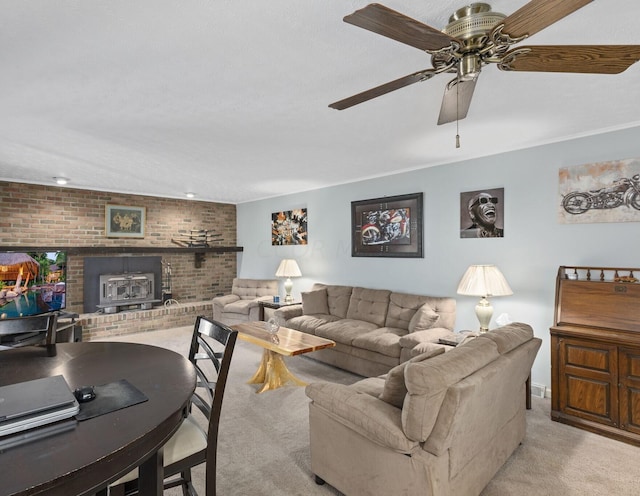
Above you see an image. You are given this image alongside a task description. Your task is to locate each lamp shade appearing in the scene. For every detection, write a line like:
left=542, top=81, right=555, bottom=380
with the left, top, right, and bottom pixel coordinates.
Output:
left=275, top=259, right=302, bottom=278
left=456, top=265, right=513, bottom=297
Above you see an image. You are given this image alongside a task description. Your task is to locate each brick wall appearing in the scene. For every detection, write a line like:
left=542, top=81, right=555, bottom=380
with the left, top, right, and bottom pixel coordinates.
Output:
left=0, top=181, right=238, bottom=318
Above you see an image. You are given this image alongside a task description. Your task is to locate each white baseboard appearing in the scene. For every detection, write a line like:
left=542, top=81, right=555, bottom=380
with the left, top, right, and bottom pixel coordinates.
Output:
left=531, top=382, right=550, bottom=399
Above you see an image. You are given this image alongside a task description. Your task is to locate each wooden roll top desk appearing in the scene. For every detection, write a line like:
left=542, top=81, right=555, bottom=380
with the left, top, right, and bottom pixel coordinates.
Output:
left=550, top=266, right=640, bottom=446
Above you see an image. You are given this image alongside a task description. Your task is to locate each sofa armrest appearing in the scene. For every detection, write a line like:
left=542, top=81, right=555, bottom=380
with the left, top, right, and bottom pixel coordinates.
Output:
left=399, top=327, right=456, bottom=349
left=306, top=382, right=419, bottom=454
left=275, top=304, right=303, bottom=321
left=246, top=295, right=273, bottom=309
left=212, top=294, right=240, bottom=308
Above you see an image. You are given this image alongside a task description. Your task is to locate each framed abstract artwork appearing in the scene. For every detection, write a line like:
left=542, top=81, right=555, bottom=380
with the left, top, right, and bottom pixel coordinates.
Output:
left=351, top=192, right=423, bottom=258
left=272, top=209, right=308, bottom=245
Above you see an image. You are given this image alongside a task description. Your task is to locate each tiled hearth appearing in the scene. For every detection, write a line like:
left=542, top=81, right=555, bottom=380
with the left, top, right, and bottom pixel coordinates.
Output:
left=81, top=300, right=212, bottom=341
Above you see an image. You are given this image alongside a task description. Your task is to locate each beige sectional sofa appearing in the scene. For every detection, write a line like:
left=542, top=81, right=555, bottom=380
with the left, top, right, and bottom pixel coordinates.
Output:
left=274, top=283, right=457, bottom=377
left=306, top=322, right=542, bottom=496
left=212, top=278, right=278, bottom=326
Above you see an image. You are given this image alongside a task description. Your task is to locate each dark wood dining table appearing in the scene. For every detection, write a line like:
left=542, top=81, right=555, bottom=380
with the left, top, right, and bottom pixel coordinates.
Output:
left=0, top=342, right=196, bottom=496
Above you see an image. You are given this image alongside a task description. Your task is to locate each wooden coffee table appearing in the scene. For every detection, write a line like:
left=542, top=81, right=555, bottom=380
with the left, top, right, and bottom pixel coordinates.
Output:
left=232, top=321, right=335, bottom=393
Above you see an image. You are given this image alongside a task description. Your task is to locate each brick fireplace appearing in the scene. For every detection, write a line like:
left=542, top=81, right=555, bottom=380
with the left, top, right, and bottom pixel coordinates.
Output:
left=0, top=181, right=240, bottom=338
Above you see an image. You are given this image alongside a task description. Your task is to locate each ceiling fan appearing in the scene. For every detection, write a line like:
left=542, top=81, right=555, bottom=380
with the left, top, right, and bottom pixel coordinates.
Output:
left=329, top=1, right=640, bottom=126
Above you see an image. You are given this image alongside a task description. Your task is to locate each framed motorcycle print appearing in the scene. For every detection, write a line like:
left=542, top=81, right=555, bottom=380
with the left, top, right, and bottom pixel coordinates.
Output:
left=558, top=157, right=640, bottom=224
left=351, top=192, right=423, bottom=258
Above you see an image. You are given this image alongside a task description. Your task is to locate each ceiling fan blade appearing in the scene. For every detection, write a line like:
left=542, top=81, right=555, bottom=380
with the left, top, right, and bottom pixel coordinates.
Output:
left=501, top=45, right=640, bottom=74
left=329, top=69, right=437, bottom=110
left=437, top=77, right=477, bottom=125
left=500, top=0, right=593, bottom=40
left=344, top=3, right=459, bottom=52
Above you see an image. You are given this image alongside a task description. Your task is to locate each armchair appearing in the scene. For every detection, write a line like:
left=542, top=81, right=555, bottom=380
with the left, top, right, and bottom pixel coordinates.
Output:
left=212, top=278, right=278, bottom=325
left=305, top=323, right=541, bottom=496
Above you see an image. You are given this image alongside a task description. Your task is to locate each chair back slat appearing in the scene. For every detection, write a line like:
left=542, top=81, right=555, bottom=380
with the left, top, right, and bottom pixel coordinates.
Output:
left=0, top=313, right=58, bottom=350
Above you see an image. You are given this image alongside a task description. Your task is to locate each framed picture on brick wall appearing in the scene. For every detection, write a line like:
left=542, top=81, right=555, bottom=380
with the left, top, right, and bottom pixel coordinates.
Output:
left=105, top=205, right=146, bottom=238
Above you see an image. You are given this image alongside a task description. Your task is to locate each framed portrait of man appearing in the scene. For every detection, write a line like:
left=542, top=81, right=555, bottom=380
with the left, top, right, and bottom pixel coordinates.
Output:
left=460, top=188, right=504, bottom=238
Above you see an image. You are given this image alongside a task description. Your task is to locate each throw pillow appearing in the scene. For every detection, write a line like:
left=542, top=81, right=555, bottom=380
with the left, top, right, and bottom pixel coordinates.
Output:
left=379, top=347, right=445, bottom=408
left=408, top=304, right=440, bottom=332
left=301, top=288, right=329, bottom=315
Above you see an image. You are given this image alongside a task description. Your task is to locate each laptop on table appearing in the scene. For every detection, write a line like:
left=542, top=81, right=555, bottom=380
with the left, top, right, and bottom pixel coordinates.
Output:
left=0, top=375, right=80, bottom=437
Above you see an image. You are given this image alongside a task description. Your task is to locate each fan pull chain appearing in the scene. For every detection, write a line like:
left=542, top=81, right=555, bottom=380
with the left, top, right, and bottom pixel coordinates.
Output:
left=455, top=75, right=461, bottom=148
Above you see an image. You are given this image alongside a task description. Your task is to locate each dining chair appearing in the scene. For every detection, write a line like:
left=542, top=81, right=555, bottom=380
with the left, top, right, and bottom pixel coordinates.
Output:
left=107, top=316, right=238, bottom=496
left=0, top=313, right=58, bottom=351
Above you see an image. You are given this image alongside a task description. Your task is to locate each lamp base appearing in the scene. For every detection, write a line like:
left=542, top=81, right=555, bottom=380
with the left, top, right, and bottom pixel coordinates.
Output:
left=284, top=278, right=294, bottom=303
left=475, top=296, right=493, bottom=333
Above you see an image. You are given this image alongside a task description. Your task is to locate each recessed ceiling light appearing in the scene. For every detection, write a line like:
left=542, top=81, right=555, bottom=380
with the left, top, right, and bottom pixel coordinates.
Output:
left=53, top=177, right=69, bottom=185
left=185, top=192, right=196, bottom=198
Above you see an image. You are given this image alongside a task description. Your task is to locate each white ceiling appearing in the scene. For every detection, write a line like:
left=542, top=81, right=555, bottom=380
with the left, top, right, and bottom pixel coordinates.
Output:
left=1, top=1, right=639, bottom=204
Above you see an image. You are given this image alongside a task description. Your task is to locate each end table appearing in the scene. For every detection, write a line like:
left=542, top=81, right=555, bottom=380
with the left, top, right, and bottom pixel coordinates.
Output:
left=259, top=300, right=300, bottom=321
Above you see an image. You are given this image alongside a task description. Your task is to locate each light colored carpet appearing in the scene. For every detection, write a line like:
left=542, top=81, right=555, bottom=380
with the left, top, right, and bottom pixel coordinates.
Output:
left=96, top=327, right=640, bottom=496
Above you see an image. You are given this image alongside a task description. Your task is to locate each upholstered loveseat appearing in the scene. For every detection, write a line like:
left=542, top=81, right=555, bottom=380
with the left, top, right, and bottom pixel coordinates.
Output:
left=212, top=278, right=278, bottom=326
left=274, top=283, right=457, bottom=377
left=306, top=322, right=542, bottom=496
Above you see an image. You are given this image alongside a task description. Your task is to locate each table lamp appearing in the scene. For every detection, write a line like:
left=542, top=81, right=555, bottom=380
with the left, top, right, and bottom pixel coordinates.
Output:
left=456, top=265, right=512, bottom=332
left=275, top=259, right=302, bottom=303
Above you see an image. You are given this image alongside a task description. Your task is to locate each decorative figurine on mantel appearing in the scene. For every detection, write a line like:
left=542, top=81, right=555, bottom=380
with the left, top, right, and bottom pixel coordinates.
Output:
left=171, top=229, right=223, bottom=247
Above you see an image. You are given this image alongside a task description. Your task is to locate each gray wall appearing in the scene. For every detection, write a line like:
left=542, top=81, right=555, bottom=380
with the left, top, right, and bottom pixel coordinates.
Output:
left=236, top=126, right=640, bottom=391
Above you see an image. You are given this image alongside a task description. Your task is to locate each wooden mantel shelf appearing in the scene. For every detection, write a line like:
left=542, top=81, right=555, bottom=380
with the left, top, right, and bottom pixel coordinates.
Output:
left=2, top=245, right=243, bottom=268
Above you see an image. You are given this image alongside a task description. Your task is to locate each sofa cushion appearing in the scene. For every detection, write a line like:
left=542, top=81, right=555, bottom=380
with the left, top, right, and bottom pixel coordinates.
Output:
left=313, top=284, right=353, bottom=318
left=349, top=345, right=401, bottom=368
left=351, top=376, right=386, bottom=398
left=231, top=278, right=278, bottom=299
left=385, top=293, right=433, bottom=330
left=222, top=299, right=255, bottom=315
left=346, top=287, right=391, bottom=326
left=306, top=382, right=419, bottom=453
left=379, top=347, right=446, bottom=408
left=388, top=295, right=457, bottom=332
left=211, top=294, right=239, bottom=309
left=352, top=327, right=405, bottom=358
left=408, top=304, right=441, bottom=332
left=287, top=314, right=340, bottom=335
left=402, top=338, right=500, bottom=442
left=302, top=288, right=329, bottom=315
left=315, top=319, right=379, bottom=345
